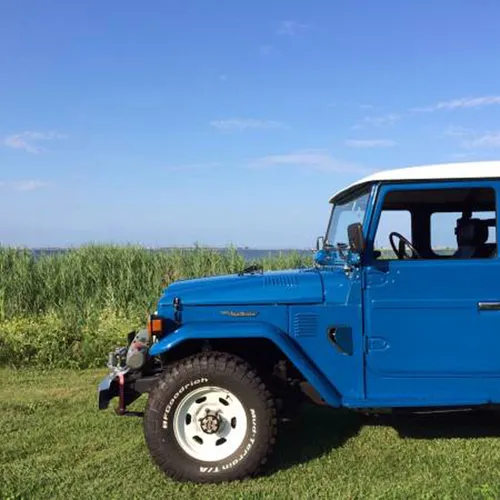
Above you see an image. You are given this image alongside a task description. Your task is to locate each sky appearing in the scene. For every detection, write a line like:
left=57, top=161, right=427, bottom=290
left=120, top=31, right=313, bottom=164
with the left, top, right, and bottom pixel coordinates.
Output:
left=1, top=0, right=500, bottom=248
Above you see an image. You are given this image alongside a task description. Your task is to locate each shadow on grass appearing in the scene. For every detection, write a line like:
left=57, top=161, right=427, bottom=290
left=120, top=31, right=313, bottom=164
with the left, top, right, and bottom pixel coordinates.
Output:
left=378, top=409, right=500, bottom=440
left=269, top=405, right=500, bottom=473
left=268, top=405, right=364, bottom=473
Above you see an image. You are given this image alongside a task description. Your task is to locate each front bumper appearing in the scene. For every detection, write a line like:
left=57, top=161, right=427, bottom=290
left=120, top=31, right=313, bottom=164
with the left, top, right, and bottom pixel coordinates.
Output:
left=98, top=365, right=134, bottom=413
left=98, top=344, right=160, bottom=414
left=98, top=372, right=120, bottom=410
left=98, top=344, right=130, bottom=412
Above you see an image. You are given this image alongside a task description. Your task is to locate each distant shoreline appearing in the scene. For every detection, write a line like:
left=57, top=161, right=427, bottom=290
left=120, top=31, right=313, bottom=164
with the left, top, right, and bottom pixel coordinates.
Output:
left=23, top=247, right=314, bottom=260
left=5, top=246, right=312, bottom=252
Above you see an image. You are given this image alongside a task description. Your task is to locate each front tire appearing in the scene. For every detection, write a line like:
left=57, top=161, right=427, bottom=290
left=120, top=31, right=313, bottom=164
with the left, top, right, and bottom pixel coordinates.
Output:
left=143, top=352, right=277, bottom=483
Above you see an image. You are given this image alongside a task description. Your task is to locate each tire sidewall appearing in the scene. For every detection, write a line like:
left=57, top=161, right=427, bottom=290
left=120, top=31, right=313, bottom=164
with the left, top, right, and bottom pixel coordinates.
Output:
left=145, top=370, right=270, bottom=481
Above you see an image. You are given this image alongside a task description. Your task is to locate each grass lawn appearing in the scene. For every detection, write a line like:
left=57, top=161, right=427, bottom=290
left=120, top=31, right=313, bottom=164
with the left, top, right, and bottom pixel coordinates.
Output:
left=1, top=369, right=500, bottom=499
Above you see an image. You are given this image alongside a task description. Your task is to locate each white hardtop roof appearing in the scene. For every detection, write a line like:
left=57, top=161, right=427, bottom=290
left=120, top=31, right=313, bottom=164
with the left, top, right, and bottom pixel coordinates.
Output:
left=330, top=161, right=500, bottom=202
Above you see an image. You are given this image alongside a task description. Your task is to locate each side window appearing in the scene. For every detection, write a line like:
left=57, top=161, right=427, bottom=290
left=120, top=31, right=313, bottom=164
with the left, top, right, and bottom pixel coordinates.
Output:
left=373, top=186, right=497, bottom=260
left=430, top=212, right=460, bottom=255
left=374, top=210, right=412, bottom=259
left=431, top=210, right=497, bottom=257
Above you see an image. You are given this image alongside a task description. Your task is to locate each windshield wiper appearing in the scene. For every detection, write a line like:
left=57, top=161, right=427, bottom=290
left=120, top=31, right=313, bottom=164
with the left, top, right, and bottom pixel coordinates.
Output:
left=238, top=264, right=263, bottom=276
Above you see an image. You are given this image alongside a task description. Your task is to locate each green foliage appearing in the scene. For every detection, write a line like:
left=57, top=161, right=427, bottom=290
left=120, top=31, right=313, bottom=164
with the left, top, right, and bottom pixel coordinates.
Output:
left=0, top=245, right=312, bottom=368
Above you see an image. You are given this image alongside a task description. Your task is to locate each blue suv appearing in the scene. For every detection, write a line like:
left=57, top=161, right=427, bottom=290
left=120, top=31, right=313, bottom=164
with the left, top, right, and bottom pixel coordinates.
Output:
left=98, top=161, right=500, bottom=482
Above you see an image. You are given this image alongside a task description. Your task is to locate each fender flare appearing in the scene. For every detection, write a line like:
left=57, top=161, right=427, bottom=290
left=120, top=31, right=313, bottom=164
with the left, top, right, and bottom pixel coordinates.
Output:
left=148, top=321, right=342, bottom=407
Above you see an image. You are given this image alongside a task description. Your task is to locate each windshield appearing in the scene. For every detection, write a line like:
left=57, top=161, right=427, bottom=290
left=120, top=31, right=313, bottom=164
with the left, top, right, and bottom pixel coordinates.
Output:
left=326, top=188, right=371, bottom=248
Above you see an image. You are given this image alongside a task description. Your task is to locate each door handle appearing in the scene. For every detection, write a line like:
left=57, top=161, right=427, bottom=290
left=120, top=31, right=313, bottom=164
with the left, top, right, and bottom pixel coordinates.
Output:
left=478, top=302, right=500, bottom=311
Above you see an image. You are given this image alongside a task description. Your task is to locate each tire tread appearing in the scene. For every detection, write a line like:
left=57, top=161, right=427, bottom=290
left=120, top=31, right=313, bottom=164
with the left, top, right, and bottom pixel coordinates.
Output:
left=143, top=351, right=277, bottom=483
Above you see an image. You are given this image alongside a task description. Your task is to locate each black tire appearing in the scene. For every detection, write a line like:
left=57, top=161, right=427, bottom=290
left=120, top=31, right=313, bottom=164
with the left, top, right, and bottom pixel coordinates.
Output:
left=143, top=352, right=277, bottom=483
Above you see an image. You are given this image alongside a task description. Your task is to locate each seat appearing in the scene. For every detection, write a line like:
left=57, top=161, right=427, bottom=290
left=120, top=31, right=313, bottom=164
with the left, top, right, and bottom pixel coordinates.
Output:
left=453, top=218, right=493, bottom=259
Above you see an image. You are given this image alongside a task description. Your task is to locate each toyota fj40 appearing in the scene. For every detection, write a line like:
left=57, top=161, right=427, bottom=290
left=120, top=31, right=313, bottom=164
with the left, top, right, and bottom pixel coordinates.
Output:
left=98, top=161, right=500, bottom=482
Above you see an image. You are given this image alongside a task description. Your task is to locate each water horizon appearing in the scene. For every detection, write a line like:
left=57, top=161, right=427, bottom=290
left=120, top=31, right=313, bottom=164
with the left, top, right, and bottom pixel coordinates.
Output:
left=21, top=246, right=314, bottom=261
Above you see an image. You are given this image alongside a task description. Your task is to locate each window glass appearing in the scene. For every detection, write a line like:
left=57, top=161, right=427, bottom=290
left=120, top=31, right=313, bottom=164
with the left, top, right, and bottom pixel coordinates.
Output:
left=374, top=210, right=412, bottom=259
left=326, top=190, right=370, bottom=247
left=373, top=186, right=497, bottom=260
left=431, top=211, right=496, bottom=256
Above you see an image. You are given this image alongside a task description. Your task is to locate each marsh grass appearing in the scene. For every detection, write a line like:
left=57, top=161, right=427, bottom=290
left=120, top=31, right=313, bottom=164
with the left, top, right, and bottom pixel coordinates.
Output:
left=0, top=245, right=312, bottom=368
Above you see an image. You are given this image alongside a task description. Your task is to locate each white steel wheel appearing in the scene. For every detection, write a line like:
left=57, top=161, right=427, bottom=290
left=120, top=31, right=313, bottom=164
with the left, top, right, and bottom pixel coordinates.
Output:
left=173, top=385, right=248, bottom=462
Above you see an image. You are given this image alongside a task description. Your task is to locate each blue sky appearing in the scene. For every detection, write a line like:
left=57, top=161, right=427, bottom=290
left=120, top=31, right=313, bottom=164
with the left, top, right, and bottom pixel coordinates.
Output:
left=1, top=0, right=500, bottom=248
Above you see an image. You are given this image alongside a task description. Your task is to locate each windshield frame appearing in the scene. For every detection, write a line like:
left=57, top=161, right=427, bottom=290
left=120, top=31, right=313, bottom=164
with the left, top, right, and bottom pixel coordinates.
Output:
left=325, top=184, right=373, bottom=249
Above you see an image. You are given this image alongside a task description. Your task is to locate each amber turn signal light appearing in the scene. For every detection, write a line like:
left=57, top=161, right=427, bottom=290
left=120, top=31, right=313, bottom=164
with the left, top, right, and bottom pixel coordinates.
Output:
left=147, top=317, right=163, bottom=336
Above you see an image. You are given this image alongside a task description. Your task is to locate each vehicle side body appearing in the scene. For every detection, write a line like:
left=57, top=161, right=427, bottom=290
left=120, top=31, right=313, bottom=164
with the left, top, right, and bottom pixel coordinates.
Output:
left=100, top=163, right=500, bottom=413
left=98, top=161, right=500, bottom=481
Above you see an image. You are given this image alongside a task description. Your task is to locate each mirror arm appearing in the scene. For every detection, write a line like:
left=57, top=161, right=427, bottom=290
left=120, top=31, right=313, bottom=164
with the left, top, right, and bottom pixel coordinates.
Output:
left=316, top=236, right=325, bottom=251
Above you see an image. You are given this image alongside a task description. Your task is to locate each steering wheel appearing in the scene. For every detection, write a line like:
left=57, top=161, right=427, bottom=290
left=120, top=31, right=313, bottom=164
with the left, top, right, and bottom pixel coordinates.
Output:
left=389, top=232, right=422, bottom=260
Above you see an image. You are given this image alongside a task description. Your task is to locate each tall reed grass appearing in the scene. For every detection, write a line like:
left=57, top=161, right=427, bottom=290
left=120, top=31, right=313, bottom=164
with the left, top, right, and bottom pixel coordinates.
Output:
left=0, top=245, right=312, bottom=368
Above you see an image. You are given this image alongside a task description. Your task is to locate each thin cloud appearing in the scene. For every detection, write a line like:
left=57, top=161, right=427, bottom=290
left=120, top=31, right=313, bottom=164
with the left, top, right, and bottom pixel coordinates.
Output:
left=259, top=45, right=279, bottom=56
left=249, top=149, right=366, bottom=173
left=449, top=152, right=475, bottom=160
left=4, top=131, right=66, bottom=154
left=463, top=132, right=500, bottom=149
left=16, top=180, right=50, bottom=191
left=276, top=20, right=310, bottom=36
left=444, top=125, right=475, bottom=137
left=210, top=119, right=287, bottom=132
left=345, top=139, right=396, bottom=148
left=329, top=102, right=376, bottom=110
left=413, top=96, right=500, bottom=112
left=443, top=125, right=500, bottom=149
left=165, top=162, right=220, bottom=172
left=353, top=113, right=400, bottom=128
left=0, top=180, right=50, bottom=191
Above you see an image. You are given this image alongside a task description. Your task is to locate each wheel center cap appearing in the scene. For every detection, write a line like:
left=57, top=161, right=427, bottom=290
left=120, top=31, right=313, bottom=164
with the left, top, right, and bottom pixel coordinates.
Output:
left=199, top=413, right=221, bottom=434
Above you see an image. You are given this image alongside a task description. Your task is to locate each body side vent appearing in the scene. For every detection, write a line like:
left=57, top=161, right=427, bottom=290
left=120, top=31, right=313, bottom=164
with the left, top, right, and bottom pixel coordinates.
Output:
left=292, top=313, right=318, bottom=337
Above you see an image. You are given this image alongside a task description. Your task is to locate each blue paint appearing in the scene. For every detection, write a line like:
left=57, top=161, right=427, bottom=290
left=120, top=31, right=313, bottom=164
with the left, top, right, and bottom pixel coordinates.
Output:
left=133, top=177, right=500, bottom=409
left=149, top=321, right=342, bottom=407
left=158, top=269, right=323, bottom=308
left=363, top=180, right=500, bottom=404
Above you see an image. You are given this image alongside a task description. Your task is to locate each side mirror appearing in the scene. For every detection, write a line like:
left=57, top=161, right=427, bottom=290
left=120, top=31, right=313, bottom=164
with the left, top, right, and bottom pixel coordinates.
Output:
left=347, top=223, right=365, bottom=253
left=316, top=236, right=325, bottom=251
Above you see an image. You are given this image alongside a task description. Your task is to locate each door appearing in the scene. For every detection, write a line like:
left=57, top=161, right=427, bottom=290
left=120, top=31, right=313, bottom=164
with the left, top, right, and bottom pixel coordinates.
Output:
left=363, top=181, right=500, bottom=405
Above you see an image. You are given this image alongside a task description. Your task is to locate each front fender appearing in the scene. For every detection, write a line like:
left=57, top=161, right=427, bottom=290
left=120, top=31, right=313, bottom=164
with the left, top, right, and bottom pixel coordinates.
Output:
left=149, top=321, right=342, bottom=407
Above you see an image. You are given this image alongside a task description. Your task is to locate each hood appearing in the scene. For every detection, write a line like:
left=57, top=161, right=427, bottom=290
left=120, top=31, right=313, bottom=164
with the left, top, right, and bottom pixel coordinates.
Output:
left=158, top=269, right=324, bottom=308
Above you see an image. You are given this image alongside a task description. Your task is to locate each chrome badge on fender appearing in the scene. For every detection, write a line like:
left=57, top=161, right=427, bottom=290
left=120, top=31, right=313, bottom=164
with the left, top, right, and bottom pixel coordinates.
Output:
left=220, top=311, right=259, bottom=318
